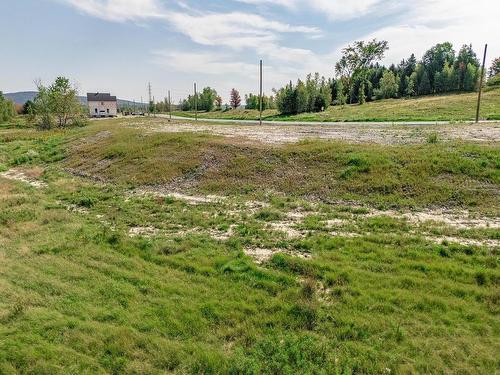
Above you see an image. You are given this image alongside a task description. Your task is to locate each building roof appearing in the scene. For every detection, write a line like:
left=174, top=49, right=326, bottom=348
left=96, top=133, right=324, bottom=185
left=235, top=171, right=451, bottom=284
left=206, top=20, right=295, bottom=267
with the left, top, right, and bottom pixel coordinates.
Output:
left=87, top=93, right=117, bottom=102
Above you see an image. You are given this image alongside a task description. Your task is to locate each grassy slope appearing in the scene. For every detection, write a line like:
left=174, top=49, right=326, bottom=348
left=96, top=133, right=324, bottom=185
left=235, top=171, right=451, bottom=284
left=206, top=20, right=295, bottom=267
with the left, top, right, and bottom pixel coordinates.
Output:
left=62, top=119, right=500, bottom=213
left=173, top=87, right=500, bottom=122
left=0, top=119, right=499, bottom=374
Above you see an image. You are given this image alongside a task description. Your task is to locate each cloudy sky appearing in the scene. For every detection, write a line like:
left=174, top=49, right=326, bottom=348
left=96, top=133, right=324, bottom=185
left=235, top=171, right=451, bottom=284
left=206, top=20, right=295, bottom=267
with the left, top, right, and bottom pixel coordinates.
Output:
left=1, top=0, right=499, bottom=102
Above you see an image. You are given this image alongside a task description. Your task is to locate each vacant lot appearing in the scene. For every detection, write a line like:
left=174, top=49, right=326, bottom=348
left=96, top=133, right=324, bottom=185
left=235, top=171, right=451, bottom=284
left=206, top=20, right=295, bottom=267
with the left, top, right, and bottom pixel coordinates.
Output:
left=174, top=87, right=500, bottom=122
left=0, top=118, right=498, bottom=374
left=144, top=117, right=500, bottom=145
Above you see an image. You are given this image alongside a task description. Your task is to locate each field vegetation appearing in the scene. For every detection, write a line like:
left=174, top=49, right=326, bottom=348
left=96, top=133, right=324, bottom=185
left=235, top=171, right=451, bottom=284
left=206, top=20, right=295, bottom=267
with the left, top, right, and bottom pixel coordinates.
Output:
left=0, top=117, right=498, bottom=374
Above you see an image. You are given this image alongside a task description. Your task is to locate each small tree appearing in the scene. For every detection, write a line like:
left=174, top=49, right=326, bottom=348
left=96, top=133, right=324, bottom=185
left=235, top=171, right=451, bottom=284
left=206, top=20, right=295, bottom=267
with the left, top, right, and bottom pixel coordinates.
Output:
left=407, top=72, right=417, bottom=97
left=34, top=80, right=54, bottom=130
left=33, top=77, right=84, bottom=129
left=463, top=64, right=479, bottom=91
left=0, top=91, right=16, bottom=123
left=488, top=57, right=500, bottom=77
left=215, top=96, right=222, bottom=110
left=418, top=70, right=432, bottom=95
left=336, top=80, right=346, bottom=105
left=229, top=89, right=241, bottom=109
left=358, top=82, right=366, bottom=104
left=49, top=77, right=82, bottom=127
left=375, top=70, right=399, bottom=99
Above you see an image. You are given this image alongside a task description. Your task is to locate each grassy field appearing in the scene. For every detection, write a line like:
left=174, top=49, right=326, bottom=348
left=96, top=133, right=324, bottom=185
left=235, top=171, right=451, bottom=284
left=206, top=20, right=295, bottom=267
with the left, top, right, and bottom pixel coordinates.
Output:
left=173, top=87, right=500, bottom=122
left=0, top=118, right=499, bottom=374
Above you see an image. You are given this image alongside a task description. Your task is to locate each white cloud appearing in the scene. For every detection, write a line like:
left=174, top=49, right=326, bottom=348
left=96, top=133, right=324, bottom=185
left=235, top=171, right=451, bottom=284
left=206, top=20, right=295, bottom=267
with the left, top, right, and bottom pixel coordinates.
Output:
left=169, top=11, right=319, bottom=50
left=60, top=0, right=166, bottom=22
left=152, top=50, right=257, bottom=76
left=236, top=0, right=382, bottom=19
left=364, top=0, right=499, bottom=65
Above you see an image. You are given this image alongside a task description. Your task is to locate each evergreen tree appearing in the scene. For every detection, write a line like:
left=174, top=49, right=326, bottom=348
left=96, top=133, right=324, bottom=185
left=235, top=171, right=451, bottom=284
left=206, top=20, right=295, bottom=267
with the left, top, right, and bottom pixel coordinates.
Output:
left=336, top=80, right=346, bottom=105
left=296, top=79, right=308, bottom=114
left=358, top=81, right=366, bottom=104
left=418, top=70, right=431, bottom=95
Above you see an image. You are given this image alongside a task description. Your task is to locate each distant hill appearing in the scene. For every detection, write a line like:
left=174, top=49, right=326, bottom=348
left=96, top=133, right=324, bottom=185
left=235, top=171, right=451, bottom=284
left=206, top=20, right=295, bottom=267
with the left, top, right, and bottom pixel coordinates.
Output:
left=4, top=91, right=145, bottom=108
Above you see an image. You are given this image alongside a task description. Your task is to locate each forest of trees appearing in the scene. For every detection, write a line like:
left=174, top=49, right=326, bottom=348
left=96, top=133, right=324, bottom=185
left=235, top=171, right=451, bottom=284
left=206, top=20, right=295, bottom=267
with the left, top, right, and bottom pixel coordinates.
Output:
left=177, top=41, right=496, bottom=116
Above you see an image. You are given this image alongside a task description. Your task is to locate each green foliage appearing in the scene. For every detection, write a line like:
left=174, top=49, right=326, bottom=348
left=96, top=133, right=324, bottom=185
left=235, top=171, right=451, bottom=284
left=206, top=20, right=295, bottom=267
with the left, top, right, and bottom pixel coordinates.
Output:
left=335, top=39, right=389, bottom=103
left=0, top=91, right=16, bottom=123
left=487, top=73, right=500, bottom=87
left=488, top=57, right=500, bottom=77
left=275, top=73, right=332, bottom=115
left=245, top=93, right=275, bottom=110
left=33, top=77, right=84, bottom=130
left=375, top=70, right=399, bottom=99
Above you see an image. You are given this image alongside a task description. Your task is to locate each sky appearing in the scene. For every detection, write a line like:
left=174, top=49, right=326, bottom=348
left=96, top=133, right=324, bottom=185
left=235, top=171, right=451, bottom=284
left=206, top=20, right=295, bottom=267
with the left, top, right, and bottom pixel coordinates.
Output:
left=1, top=0, right=499, bottom=103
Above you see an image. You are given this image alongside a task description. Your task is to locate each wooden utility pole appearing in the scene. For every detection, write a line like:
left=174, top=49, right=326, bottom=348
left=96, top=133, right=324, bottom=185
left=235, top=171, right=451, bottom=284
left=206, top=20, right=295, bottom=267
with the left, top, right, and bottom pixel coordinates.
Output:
left=168, top=90, right=172, bottom=121
left=148, top=82, right=152, bottom=116
left=194, top=83, right=198, bottom=121
left=259, top=59, right=263, bottom=126
left=476, top=44, right=488, bottom=123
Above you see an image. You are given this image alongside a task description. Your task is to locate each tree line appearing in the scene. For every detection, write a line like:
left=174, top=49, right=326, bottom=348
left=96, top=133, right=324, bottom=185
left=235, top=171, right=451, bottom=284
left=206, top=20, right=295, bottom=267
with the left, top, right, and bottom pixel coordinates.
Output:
left=177, top=41, right=499, bottom=116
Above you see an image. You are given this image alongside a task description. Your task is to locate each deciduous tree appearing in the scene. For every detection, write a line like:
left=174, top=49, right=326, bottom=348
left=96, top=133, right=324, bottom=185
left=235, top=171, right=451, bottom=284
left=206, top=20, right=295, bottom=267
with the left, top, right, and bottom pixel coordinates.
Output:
left=229, top=89, right=241, bottom=109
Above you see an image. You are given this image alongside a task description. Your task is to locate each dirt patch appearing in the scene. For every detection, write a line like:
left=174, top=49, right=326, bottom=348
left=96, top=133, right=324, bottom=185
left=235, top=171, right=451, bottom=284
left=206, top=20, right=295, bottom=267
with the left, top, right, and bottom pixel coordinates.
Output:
left=244, top=247, right=312, bottom=264
left=0, top=168, right=47, bottom=188
left=425, top=235, right=499, bottom=248
left=363, top=207, right=500, bottom=229
left=128, top=226, right=159, bottom=237
left=134, top=188, right=225, bottom=205
left=81, top=130, right=112, bottom=144
left=268, top=222, right=304, bottom=238
left=141, top=120, right=500, bottom=145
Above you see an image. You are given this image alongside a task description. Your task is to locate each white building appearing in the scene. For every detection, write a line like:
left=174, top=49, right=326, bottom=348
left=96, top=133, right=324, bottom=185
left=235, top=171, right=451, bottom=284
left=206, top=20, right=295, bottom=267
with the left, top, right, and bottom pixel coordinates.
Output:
left=87, top=93, right=117, bottom=117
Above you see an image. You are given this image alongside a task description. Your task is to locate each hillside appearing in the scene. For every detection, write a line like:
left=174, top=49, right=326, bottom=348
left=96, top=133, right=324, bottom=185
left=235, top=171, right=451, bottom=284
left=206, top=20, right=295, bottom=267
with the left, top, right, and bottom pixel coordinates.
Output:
left=0, top=117, right=498, bottom=374
left=174, top=87, right=500, bottom=122
left=3, top=91, right=145, bottom=108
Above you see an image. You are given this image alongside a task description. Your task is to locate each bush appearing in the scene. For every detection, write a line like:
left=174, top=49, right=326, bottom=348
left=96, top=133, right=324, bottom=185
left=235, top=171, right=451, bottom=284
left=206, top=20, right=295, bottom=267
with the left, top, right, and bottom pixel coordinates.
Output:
left=427, top=132, right=439, bottom=144
left=0, top=92, right=16, bottom=123
left=486, top=73, right=500, bottom=87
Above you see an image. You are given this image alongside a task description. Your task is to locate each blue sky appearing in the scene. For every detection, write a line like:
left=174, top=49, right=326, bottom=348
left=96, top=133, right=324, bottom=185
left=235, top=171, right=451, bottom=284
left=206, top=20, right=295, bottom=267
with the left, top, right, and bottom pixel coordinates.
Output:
left=1, top=0, right=498, bottom=103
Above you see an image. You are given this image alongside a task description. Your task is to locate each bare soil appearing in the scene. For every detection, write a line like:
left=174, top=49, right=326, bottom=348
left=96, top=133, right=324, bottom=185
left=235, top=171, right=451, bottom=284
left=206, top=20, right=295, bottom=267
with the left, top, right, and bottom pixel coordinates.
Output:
left=133, top=120, right=500, bottom=145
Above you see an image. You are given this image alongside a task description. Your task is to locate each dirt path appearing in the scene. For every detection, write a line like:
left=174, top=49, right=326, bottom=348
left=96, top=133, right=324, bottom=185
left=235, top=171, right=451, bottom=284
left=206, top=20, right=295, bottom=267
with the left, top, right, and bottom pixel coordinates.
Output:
left=134, top=118, right=500, bottom=145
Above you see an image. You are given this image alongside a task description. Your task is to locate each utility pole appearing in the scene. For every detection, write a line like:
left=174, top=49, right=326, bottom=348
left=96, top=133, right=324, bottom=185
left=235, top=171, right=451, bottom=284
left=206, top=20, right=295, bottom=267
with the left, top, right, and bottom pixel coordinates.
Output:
left=140, top=96, right=143, bottom=113
left=148, top=82, right=152, bottom=116
left=153, top=96, right=156, bottom=117
left=476, top=44, right=488, bottom=123
left=259, top=59, right=263, bottom=126
left=194, top=83, right=198, bottom=121
left=168, top=90, right=172, bottom=121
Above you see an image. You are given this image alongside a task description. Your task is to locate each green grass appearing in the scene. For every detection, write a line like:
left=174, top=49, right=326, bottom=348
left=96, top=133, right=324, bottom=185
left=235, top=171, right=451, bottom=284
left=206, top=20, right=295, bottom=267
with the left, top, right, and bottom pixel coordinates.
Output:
left=58, top=120, right=500, bottom=213
left=173, top=87, right=500, bottom=122
left=0, top=118, right=498, bottom=374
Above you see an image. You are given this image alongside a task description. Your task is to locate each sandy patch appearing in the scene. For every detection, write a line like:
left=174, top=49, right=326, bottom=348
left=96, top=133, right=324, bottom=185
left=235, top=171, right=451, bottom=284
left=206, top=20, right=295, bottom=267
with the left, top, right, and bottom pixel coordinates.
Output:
left=244, top=247, right=312, bottom=264
left=134, top=188, right=224, bottom=205
left=426, top=235, right=499, bottom=248
left=0, top=168, right=47, bottom=188
left=128, top=226, right=159, bottom=237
